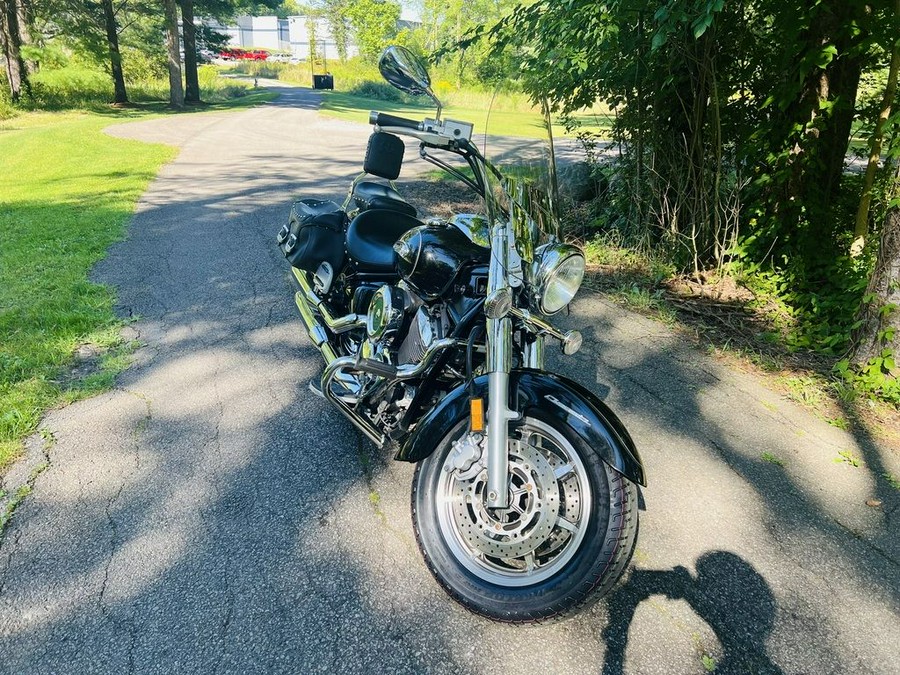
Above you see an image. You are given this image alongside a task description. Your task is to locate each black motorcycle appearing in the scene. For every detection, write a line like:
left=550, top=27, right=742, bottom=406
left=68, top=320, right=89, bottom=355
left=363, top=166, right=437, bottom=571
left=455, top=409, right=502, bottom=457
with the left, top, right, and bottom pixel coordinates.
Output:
left=278, top=46, right=646, bottom=622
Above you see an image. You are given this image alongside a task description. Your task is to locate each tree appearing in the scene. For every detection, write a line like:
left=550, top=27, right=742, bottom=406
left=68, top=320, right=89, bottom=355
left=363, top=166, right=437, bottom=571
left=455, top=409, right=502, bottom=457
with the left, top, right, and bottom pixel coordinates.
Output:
left=0, top=0, right=31, bottom=102
left=181, top=0, right=200, bottom=103
left=853, top=0, right=900, bottom=255
left=319, top=0, right=349, bottom=62
left=848, top=204, right=900, bottom=396
left=101, top=0, right=128, bottom=104
left=344, top=0, right=399, bottom=62
left=26, top=0, right=164, bottom=105
left=162, top=0, right=183, bottom=107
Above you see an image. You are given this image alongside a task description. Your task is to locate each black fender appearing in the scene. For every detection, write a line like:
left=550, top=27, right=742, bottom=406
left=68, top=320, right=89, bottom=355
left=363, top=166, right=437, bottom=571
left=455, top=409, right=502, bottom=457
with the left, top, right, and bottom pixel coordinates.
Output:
left=395, top=369, right=646, bottom=487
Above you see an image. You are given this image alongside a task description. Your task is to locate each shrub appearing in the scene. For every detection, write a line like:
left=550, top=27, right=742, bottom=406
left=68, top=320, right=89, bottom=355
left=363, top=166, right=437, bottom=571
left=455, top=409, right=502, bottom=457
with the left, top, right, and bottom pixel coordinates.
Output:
left=29, top=66, right=113, bottom=109
left=345, top=79, right=421, bottom=103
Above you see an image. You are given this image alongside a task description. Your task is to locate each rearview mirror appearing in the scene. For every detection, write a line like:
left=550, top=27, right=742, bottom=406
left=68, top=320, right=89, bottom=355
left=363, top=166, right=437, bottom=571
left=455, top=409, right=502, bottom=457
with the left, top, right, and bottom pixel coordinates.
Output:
left=379, top=46, right=443, bottom=118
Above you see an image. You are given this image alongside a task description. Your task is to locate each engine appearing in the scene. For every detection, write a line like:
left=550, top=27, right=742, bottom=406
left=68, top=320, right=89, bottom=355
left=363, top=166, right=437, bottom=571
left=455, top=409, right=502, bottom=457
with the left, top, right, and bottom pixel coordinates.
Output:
left=353, top=283, right=448, bottom=432
left=362, top=283, right=445, bottom=371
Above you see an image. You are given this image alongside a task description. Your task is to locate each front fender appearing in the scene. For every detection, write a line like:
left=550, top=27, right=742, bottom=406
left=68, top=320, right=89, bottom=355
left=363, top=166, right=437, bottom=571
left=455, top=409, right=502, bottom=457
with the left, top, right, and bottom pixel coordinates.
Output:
left=396, top=369, right=646, bottom=486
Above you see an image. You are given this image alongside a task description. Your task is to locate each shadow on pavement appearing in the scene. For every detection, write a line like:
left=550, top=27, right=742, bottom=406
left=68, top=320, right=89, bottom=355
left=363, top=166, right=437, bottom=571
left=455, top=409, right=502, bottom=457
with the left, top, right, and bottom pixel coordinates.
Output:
left=602, top=552, right=782, bottom=675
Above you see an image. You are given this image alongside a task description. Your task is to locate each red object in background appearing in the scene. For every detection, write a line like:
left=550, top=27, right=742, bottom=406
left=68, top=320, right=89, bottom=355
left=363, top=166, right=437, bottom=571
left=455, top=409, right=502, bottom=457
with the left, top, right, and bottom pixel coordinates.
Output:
left=217, top=48, right=270, bottom=61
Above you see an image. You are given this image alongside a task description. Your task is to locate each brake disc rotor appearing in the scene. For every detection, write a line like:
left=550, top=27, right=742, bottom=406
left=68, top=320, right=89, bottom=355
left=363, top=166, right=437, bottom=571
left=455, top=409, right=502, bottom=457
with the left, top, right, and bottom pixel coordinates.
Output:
left=448, top=440, right=561, bottom=559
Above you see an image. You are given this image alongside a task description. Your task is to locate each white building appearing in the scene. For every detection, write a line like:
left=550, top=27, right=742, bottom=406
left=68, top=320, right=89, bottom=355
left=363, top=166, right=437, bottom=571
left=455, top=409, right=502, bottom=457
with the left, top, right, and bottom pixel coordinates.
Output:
left=210, top=15, right=360, bottom=60
left=236, top=16, right=289, bottom=51
left=288, top=16, right=359, bottom=61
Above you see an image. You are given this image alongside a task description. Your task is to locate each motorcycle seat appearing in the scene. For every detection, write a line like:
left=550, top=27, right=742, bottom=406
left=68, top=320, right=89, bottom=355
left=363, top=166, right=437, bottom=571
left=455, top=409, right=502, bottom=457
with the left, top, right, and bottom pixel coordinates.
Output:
left=345, top=209, right=423, bottom=272
left=352, top=181, right=417, bottom=218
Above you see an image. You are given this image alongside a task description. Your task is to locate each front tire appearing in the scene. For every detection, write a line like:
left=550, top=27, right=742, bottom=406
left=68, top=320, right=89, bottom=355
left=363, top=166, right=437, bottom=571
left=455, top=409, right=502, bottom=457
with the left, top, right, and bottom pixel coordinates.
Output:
left=411, top=414, right=639, bottom=623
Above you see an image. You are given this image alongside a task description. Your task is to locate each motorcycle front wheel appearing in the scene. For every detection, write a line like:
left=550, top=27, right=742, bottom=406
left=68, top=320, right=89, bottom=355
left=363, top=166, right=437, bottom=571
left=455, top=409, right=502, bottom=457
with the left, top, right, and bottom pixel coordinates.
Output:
left=411, top=414, right=639, bottom=623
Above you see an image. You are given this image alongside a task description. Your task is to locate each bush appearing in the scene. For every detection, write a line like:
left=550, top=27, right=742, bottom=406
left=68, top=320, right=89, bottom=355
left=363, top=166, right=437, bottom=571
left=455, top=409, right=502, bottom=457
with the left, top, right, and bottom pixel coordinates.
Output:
left=29, top=66, right=113, bottom=109
left=345, top=79, right=421, bottom=103
left=0, top=99, right=15, bottom=120
left=121, top=46, right=167, bottom=84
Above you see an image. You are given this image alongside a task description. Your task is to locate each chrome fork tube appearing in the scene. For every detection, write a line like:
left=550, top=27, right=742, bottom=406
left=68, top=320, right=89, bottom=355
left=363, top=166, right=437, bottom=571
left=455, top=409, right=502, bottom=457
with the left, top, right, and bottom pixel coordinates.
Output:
left=486, top=317, right=515, bottom=508
left=485, top=219, right=516, bottom=509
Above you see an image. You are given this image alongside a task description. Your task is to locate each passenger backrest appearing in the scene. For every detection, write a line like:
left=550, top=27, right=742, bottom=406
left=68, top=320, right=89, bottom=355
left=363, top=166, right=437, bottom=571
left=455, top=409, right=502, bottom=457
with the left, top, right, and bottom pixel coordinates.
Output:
left=363, top=132, right=405, bottom=180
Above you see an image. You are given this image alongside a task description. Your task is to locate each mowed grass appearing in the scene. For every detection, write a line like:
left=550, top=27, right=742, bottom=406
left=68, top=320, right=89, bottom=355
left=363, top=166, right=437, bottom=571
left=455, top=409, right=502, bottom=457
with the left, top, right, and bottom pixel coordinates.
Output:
left=318, top=90, right=612, bottom=140
left=0, top=111, right=176, bottom=470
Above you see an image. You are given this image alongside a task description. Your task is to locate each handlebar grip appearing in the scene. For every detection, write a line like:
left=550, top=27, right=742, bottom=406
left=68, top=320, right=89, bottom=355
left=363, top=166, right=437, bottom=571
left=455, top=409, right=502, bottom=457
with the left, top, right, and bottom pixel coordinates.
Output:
left=369, top=111, right=421, bottom=131
left=355, top=358, right=398, bottom=379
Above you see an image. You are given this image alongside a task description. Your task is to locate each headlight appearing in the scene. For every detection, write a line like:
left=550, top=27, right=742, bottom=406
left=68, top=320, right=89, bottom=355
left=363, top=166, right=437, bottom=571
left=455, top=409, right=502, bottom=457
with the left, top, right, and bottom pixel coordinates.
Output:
left=534, top=244, right=586, bottom=315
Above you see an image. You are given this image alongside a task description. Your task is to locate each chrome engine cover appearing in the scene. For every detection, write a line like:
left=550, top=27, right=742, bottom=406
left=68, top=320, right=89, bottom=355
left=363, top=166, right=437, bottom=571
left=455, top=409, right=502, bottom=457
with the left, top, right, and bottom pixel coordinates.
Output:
left=398, top=307, right=438, bottom=365
left=366, top=284, right=406, bottom=341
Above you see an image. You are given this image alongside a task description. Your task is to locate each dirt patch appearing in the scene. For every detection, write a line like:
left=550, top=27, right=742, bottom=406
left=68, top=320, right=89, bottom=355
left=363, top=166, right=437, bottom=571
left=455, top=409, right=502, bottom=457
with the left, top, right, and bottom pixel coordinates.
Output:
left=589, top=267, right=900, bottom=452
left=59, top=344, right=105, bottom=387
left=399, top=179, right=483, bottom=219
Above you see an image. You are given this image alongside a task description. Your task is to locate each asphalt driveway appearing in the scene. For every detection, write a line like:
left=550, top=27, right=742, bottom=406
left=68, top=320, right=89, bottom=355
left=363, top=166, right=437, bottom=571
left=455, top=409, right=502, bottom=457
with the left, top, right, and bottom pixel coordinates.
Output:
left=0, top=81, right=898, bottom=674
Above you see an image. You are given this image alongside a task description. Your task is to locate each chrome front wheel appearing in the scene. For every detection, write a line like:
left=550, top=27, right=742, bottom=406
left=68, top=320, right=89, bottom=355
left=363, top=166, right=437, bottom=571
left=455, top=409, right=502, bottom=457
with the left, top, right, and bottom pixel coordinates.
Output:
left=412, top=413, right=639, bottom=623
left=435, top=418, right=591, bottom=587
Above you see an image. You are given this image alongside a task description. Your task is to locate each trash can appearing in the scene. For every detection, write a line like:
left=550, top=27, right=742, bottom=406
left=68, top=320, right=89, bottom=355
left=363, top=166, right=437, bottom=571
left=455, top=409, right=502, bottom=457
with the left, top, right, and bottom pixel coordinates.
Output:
left=312, top=74, right=334, bottom=90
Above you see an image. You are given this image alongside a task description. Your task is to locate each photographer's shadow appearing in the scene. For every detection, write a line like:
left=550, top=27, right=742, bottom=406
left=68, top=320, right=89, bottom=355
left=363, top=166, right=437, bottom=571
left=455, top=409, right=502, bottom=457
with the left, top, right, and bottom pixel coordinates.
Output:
left=602, top=551, right=783, bottom=674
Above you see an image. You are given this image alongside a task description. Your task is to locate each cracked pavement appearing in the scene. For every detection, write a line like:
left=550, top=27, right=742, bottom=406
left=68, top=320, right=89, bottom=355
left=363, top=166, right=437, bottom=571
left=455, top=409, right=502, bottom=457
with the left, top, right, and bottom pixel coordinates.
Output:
left=0, top=81, right=898, bottom=674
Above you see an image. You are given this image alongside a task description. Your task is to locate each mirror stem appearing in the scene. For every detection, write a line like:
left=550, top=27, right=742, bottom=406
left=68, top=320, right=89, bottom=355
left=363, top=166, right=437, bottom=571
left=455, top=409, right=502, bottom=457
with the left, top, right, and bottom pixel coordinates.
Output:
left=428, top=89, right=443, bottom=122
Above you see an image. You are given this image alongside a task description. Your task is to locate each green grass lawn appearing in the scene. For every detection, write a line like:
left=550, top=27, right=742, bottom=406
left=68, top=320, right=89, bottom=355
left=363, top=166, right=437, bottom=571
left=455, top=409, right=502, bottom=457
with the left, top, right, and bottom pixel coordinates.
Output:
left=318, top=90, right=612, bottom=141
left=0, top=92, right=276, bottom=473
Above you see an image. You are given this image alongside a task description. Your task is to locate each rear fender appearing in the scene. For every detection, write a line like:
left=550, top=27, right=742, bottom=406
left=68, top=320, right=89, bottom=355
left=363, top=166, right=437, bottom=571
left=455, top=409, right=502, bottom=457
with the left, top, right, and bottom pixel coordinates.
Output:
left=396, top=369, right=646, bottom=486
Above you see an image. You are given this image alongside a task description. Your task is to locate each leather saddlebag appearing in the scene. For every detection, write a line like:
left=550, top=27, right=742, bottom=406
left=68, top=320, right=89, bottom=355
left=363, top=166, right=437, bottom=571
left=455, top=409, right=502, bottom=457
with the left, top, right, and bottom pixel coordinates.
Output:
left=277, top=199, right=346, bottom=274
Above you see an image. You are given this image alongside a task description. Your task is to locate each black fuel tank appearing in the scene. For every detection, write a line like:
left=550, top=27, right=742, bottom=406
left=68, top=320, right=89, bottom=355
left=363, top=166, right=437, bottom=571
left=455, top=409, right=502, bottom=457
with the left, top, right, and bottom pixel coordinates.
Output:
left=393, top=224, right=489, bottom=300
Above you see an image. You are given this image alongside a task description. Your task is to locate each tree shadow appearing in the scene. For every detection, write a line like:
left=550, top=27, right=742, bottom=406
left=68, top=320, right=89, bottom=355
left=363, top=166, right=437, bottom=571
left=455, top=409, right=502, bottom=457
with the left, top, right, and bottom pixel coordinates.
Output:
left=603, top=552, right=782, bottom=675
left=835, top=396, right=900, bottom=540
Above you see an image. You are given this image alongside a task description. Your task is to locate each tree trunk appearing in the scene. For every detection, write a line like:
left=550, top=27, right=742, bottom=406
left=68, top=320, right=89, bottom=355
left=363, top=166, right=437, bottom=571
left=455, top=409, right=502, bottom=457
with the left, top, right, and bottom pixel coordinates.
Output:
left=101, top=0, right=128, bottom=104
left=180, top=0, right=200, bottom=103
left=162, top=0, right=183, bottom=107
left=789, top=9, right=862, bottom=207
left=817, top=53, right=862, bottom=202
left=852, top=0, right=900, bottom=255
left=850, top=207, right=900, bottom=374
left=16, top=0, right=31, bottom=71
left=778, top=2, right=864, bottom=262
left=0, top=0, right=29, bottom=102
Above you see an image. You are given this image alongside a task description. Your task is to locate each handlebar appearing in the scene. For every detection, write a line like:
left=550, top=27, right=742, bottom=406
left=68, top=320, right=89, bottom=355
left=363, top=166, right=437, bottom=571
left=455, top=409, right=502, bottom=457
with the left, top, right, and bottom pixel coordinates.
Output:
left=369, top=111, right=422, bottom=131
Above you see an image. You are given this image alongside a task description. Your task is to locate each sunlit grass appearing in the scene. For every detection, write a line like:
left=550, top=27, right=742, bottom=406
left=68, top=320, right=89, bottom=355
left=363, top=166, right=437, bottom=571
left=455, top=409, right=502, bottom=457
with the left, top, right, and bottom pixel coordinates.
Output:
left=0, top=111, right=180, bottom=471
left=318, top=90, right=609, bottom=140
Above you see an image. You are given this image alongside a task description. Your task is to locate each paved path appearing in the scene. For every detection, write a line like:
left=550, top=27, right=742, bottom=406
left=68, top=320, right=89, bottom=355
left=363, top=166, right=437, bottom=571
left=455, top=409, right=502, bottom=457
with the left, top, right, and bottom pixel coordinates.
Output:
left=1, top=82, right=898, bottom=674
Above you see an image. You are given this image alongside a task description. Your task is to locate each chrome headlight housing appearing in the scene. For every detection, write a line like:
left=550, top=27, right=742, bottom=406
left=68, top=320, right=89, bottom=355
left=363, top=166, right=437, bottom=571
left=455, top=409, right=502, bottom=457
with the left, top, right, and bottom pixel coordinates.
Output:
left=532, top=244, right=586, bottom=315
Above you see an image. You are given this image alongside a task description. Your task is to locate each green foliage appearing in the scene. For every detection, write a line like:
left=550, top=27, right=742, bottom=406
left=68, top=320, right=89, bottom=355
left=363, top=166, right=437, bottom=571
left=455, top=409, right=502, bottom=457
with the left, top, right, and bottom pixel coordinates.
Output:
left=422, top=0, right=520, bottom=87
left=451, top=0, right=900, bottom=407
left=345, top=79, right=420, bottom=103
left=760, top=452, right=785, bottom=467
left=317, top=0, right=352, bottom=61
left=834, top=352, right=900, bottom=404
left=884, top=472, right=900, bottom=491
left=700, top=653, right=717, bottom=673
left=344, top=0, right=401, bottom=62
left=19, top=61, right=253, bottom=110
